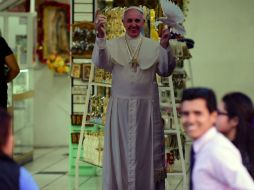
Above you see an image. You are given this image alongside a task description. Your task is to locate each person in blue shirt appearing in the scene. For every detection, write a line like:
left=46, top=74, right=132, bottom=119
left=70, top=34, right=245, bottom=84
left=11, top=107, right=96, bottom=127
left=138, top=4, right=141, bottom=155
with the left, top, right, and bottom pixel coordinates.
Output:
left=0, top=108, right=39, bottom=190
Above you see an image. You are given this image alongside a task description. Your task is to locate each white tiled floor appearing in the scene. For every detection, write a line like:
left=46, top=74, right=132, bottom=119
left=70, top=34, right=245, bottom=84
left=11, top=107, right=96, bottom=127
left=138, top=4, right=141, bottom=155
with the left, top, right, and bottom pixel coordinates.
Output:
left=23, top=147, right=102, bottom=190
left=23, top=147, right=189, bottom=190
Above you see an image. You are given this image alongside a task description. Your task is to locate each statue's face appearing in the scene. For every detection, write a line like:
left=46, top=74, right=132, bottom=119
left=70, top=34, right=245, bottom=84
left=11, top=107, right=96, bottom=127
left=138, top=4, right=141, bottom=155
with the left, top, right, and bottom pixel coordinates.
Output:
left=122, top=9, right=145, bottom=38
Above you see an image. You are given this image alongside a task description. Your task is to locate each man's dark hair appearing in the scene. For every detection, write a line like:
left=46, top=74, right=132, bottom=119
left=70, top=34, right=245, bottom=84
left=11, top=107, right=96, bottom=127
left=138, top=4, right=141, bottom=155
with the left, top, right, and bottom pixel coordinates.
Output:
left=181, top=87, right=217, bottom=113
left=0, top=108, right=12, bottom=150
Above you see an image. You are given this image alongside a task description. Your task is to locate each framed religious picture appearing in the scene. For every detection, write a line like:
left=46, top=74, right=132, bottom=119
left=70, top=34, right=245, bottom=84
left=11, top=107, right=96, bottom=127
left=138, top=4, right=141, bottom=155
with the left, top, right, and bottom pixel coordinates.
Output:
left=71, top=64, right=81, bottom=78
left=37, top=1, right=70, bottom=63
left=71, top=133, right=80, bottom=144
left=82, top=64, right=91, bottom=81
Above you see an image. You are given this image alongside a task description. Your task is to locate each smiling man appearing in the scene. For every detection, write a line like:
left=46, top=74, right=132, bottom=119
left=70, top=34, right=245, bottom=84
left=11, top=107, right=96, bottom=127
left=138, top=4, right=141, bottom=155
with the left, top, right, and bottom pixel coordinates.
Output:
left=92, top=6, right=176, bottom=190
left=180, top=87, right=254, bottom=190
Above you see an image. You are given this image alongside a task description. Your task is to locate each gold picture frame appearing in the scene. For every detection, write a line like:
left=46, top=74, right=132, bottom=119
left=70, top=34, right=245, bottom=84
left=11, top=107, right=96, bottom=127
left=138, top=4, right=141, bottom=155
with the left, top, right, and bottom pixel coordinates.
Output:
left=82, top=64, right=91, bottom=81
left=37, top=2, right=70, bottom=63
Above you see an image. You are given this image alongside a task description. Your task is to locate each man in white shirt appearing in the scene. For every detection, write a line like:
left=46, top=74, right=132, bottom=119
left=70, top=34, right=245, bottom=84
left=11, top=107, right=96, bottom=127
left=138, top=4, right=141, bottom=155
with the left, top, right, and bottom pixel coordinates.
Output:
left=180, top=87, right=254, bottom=190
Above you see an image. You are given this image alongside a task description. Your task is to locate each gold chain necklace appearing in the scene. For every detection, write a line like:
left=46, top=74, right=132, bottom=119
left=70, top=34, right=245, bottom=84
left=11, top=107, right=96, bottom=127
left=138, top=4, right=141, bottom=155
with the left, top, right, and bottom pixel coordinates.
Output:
left=124, top=35, right=143, bottom=72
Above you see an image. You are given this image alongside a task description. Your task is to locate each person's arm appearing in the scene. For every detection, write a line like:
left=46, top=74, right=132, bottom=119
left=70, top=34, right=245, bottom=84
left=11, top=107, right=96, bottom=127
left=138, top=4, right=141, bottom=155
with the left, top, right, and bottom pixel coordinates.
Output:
left=92, top=11, right=113, bottom=72
left=157, top=28, right=176, bottom=77
left=5, top=54, right=20, bottom=82
left=92, top=37, right=113, bottom=72
left=19, top=167, right=39, bottom=190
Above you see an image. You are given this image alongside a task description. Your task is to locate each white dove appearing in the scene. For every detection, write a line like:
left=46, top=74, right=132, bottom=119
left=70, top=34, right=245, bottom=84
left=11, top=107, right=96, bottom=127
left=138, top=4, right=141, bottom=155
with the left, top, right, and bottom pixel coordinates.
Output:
left=155, top=0, right=186, bottom=35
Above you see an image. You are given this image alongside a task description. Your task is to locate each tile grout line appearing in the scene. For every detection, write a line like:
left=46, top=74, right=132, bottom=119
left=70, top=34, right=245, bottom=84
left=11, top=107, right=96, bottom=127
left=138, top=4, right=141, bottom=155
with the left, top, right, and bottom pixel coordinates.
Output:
left=72, top=177, right=92, bottom=190
left=32, top=147, right=59, bottom=162
left=33, top=156, right=68, bottom=176
left=40, top=173, right=66, bottom=189
left=24, top=147, right=61, bottom=173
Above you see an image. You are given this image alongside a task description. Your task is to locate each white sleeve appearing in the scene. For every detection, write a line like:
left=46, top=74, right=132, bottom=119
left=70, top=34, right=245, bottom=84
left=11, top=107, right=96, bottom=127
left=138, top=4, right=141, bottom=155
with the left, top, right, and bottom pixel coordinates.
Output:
left=157, top=45, right=176, bottom=77
left=92, top=37, right=113, bottom=72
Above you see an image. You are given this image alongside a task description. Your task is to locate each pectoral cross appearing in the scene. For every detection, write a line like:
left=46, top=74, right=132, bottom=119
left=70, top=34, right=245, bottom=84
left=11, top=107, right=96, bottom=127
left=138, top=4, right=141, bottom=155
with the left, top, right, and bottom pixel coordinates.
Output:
left=131, top=58, right=138, bottom=72
left=124, top=35, right=143, bottom=73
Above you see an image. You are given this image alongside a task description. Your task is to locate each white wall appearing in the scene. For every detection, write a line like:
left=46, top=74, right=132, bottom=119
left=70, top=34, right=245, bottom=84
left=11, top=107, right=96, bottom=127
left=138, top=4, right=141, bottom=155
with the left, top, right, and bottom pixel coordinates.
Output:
left=34, top=65, right=71, bottom=146
left=184, top=0, right=254, bottom=100
left=33, top=0, right=70, bottom=146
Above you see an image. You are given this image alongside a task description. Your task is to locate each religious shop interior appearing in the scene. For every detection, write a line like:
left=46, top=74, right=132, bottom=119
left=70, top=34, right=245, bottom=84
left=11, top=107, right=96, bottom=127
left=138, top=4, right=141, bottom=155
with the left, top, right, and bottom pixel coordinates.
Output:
left=0, top=0, right=253, bottom=189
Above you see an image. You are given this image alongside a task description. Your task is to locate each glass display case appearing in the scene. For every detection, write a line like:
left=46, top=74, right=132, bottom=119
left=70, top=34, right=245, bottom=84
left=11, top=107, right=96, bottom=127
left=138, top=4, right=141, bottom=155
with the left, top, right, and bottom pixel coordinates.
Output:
left=0, top=12, right=36, bottom=164
left=12, top=69, right=34, bottom=164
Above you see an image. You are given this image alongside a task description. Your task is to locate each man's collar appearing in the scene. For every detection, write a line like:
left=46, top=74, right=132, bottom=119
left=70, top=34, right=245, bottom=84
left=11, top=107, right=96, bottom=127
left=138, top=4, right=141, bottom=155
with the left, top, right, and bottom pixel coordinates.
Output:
left=125, top=33, right=142, bottom=40
left=193, top=127, right=217, bottom=154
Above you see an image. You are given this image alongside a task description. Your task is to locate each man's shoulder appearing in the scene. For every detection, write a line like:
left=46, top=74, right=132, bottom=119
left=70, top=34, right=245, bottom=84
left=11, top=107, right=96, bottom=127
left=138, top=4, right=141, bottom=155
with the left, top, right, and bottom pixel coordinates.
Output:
left=20, top=167, right=39, bottom=190
left=0, top=36, right=7, bottom=45
left=206, top=132, right=240, bottom=158
left=0, top=37, right=13, bottom=55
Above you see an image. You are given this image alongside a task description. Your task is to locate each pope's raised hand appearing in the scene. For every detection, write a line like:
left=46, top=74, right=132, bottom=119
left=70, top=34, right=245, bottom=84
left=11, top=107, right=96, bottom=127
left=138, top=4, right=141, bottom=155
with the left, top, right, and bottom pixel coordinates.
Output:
left=160, top=28, right=171, bottom=49
left=95, top=10, right=107, bottom=38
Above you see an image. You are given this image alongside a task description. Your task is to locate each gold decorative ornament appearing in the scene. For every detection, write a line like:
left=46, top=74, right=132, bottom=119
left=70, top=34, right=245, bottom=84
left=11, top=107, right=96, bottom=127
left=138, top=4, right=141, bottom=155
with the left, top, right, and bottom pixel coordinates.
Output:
left=124, top=35, right=143, bottom=72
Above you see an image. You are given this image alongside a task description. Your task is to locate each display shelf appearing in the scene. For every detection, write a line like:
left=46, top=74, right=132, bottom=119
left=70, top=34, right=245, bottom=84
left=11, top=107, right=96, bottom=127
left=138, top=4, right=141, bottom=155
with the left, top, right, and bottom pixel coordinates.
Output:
left=13, top=97, right=34, bottom=164
left=167, top=172, right=184, bottom=176
left=164, top=129, right=178, bottom=134
left=13, top=90, right=34, bottom=101
left=159, top=85, right=177, bottom=90
left=69, top=123, right=100, bottom=176
left=88, top=121, right=105, bottom=127
left=186, top=59, right=194, bottom=86
left=90, top=82, right=112, bottom=87
left=160, top=102, right=181, bottom=110
left=166, top=147, right=181, bottom=151
left=68, top=135, right=96, bottom=176
left=72, top=54, right=92, bottom=59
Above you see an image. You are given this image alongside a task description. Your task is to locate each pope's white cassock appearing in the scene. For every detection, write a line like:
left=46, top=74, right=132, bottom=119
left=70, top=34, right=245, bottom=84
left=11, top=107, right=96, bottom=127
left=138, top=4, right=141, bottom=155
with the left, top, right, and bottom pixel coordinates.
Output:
left=92, top=33, right=176, bottom=190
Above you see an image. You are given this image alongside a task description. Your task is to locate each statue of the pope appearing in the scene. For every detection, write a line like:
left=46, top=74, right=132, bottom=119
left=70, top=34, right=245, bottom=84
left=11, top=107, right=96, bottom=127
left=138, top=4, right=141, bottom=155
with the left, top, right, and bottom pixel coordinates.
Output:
left=92, top=6, right=176, bottom=190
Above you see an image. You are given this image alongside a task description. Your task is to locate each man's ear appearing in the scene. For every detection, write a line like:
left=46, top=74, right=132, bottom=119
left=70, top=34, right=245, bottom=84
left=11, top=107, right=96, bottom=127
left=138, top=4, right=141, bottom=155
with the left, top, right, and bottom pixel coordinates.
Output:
left=211, top=111, right=218, bottom=125
left=2, top=132, right=14, bottom=157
